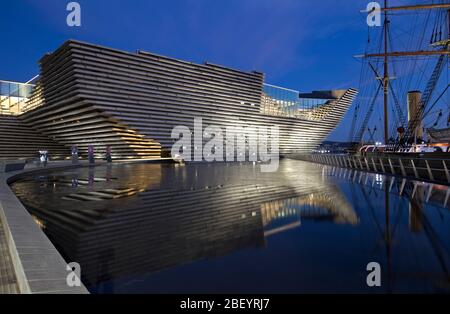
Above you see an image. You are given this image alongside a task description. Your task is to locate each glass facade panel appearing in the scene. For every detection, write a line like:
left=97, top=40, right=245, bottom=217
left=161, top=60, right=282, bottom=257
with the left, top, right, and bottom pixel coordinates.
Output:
left=261, top=84, right=332, bottom=120
left=10, top=83, right=20, bottom=97
left=0, top=82, right=9, bottom=95
left=0, top=80, right=35, bottom=115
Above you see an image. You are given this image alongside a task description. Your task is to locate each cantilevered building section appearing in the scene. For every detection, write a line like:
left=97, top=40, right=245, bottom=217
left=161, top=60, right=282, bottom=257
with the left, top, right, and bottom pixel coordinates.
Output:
left=1, top=40, right=357, bottom=159
left=261, top=86, right=356, bottom=153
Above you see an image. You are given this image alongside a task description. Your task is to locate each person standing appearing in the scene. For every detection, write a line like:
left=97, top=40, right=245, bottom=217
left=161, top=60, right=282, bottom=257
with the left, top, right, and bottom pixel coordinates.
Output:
left=71, top=145, right=79, bottom=164
left=88, top=145, right=95, bottom=164
left=39, top=150, right=49, bottom=166
left=106, top=146, right=112, bottom=163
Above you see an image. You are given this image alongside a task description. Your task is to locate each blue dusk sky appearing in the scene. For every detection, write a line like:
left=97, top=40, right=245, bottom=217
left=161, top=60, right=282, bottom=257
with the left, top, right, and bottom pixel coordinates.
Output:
left=0, top=0, right=433, bottom=141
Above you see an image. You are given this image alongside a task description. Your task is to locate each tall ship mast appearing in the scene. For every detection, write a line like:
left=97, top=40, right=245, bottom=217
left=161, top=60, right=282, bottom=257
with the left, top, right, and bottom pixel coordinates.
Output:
left=351, top=0, right=450, bottom=153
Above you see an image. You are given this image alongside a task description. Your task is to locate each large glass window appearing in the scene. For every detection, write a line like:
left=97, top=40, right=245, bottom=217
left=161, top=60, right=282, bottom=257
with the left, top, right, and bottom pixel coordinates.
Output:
left=261, top=84, right=334, bottom=120
left=0, top=80, right=35, bottom=115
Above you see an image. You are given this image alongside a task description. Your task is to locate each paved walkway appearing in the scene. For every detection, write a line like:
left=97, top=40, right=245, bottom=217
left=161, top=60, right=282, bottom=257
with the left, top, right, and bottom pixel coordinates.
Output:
left=0, top=215, right=18, bottom=294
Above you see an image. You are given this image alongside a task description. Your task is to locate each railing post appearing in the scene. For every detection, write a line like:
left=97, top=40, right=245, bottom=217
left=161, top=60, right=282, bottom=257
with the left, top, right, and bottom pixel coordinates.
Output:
left=358, top=157, right=364, bottom=170
left=443, top=160, right=450, bottom=184
left=388, top=158, right=395, bottom=175
left=411, top=159, right=419, bottom=179
left=399, top=179, right=406, bottom=196
left=425, top=160, right=434, bottom=181
left=345, top=168, right=350, bottom=179
left=426, top=185, right=433, bottom=202
left=372, top=158, right=378, bottom=172
left=445, top=189, right=450, bottom=207
left=398, top=158, right=407, bottom=177
left=389, top=176, right=395, bottom=192
left=411, top=182, right=418, bottom=198
left=379, top=158, right=386, bottom=173
left=365, top=158, right=370, bottom=171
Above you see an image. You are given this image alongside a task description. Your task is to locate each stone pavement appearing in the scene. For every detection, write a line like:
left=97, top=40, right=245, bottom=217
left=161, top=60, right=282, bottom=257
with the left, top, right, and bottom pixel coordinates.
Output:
left=0, top=215, right=18, bottom=294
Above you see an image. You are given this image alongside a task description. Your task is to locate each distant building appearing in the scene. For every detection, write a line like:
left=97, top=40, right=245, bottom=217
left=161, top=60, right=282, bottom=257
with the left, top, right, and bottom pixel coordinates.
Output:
left=314, top=141, right=354, bottom=154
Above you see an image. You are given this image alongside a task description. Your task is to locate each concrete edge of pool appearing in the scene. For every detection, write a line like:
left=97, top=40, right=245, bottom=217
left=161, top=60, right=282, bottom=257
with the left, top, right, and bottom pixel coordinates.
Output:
left=0, top=158, right=175, bottom=294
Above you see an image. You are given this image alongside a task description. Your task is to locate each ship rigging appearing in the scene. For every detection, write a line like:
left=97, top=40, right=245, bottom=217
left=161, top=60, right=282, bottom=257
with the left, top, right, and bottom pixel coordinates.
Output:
left=350, top=0, right=450, bottom=152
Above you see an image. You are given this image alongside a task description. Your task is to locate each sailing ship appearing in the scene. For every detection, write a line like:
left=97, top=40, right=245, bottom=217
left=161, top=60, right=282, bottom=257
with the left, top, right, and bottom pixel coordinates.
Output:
left=428, top=126, right=450, bottom=141
left=349, top=0, right=450, bottom=156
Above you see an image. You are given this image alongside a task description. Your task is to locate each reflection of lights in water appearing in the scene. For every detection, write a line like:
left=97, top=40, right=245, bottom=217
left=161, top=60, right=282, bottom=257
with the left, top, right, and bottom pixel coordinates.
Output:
left=261, top=192, right=358, bottom=234
left=375, top=174, right=383, bottom=184
left=32, top=215, right=46, bottom=230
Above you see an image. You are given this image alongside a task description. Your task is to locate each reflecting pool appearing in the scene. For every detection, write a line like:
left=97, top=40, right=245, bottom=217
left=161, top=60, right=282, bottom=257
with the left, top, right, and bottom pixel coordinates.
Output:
left=10, top=159, right=450, bottom=293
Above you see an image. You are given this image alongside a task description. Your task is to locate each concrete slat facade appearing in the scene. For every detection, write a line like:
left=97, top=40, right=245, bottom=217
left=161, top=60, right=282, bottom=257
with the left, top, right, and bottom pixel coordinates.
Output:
left=12, top=40, right=357, bottom=159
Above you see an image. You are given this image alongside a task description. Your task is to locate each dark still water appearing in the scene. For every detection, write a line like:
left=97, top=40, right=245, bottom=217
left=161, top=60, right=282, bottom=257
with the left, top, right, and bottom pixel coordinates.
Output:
left=9, top=160, right=450, bottom=293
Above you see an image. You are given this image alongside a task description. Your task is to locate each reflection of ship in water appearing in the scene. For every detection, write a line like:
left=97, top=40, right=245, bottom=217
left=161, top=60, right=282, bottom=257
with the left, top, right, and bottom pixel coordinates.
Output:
left=10, top=162, right=357, bottom=292
left=325, top=165, right=450, bottom=292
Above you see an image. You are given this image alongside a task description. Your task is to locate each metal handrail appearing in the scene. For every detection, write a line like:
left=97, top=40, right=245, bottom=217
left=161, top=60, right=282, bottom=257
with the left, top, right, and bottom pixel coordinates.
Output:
left=307, top=153, right=450, bottom=185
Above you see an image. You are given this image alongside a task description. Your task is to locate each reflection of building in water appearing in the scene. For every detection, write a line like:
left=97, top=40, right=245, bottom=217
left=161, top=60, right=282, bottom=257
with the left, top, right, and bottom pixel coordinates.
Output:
left=19, top=184, right=267, bottom=291
left=11, top=162, right=356, bottom=292
left=261, top=191, right=358, bottom=236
